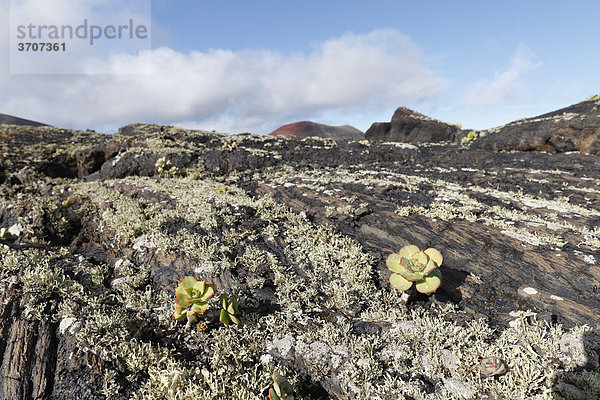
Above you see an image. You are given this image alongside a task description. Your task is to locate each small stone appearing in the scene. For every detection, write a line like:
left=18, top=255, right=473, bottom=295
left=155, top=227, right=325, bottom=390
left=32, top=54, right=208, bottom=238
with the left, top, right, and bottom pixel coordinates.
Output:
left=440, top=349, right=459, bottom=376
left=7, top=223, right=23, bottom=237
left=353, top=207, right=371, bottom=218
left=133, top=235, right=156, bottom=251
left=557, top=381, right=585, bottom=399
left=268, top=335, right=295, bottom=360
left=558, top=333, right=600, bottom=368
left=391, top=321, right=420, bottom=335
left=194, top=261, right=223, bottom=275
left=259, top=354, right=273, bottom=365
left=523, top=287, right=538, bottom=295
left=444, top=378, right=473, bottom=399
left=59, top=317, right=80, bottom=335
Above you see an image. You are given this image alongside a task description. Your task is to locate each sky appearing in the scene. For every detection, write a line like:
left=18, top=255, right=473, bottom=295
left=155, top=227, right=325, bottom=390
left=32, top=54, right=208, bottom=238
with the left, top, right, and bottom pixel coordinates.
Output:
left=1, top=0, right=599, bottom=134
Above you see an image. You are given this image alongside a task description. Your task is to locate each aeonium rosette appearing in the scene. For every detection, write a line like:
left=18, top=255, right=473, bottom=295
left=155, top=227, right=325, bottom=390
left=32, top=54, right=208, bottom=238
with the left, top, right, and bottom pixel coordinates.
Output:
left=174, top=276, right=215, bottom=326
left=386, top=245, right=443, bottom=293
left=478, top=356, right=507, bottom=376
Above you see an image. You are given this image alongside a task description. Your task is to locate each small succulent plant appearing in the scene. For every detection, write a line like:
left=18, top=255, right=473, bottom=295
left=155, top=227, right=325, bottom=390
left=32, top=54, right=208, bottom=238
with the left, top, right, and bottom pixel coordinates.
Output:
left=461, top=130, right=478, bottom=143
left=219, top=294, right=239, bottom=326
left=155, top=156, right=179, bottom=176
left=478, top=356, right=507, bottom=376
left=386, top=245, right=443, bottom=293
left=174, top=277, right=215, bottom=329
left=269, top=372, right=294, bottom=400
left=222, top=141, right=238, bottom=151
left=61, top=196, right=76, bottom=208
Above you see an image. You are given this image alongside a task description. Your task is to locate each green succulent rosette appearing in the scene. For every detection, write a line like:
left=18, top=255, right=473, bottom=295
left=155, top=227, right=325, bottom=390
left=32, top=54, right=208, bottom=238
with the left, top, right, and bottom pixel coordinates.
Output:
left=386, top=245, right=443, bottom=293
left=173, top=276, right=215, bottom=324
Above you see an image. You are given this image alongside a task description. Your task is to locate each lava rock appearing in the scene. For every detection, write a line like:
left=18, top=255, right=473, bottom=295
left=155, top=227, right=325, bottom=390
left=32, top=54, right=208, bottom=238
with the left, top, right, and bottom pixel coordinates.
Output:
left=473, top=97, right=600, bottom=154
left=365, top=107, right=460, bottom=143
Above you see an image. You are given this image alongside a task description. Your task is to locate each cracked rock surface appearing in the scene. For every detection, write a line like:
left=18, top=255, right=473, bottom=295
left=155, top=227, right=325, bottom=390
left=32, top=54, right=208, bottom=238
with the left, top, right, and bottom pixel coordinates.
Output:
left=0, top=121, right=599, bottom=399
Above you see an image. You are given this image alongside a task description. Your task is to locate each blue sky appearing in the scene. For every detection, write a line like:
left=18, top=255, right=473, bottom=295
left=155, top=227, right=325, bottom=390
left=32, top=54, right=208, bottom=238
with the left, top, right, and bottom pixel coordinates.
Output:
left=1, top=0, right=599, bottom=133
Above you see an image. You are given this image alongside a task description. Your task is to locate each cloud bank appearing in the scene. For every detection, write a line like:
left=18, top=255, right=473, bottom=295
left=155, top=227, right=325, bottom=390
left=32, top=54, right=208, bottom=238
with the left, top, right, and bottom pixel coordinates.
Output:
left=1, top=2, right=447, bottom=134
left=464, top=45, right=541, bottom=108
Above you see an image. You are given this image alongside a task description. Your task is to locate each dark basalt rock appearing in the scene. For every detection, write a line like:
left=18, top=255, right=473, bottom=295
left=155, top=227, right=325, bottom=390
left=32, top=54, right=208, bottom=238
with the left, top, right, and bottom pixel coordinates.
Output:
left=365, top=107, right=460, bottom=143
left=75, top=140, right=123, bottom=178
left=473, top=97, right=600, bottom=154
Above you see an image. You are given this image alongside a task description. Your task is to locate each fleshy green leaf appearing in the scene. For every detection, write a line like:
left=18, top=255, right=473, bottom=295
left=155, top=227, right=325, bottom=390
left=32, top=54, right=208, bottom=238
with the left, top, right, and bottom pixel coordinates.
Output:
left=398, top=245, right=420, bottom=259
left=219, top=295, right=240, bottom=326
left=387, top=254, right=414, bottom=277
left=173, top=303, right=187, bottom=320
left=220, top=309, right=230, bottom=326
left=386, top=253, right=404, bottom=273
left=187, top=311, right=198, bottom=324
left=422, top=261, right=438, bottom=276
left=424, top=247, right=443, bottom=273
left=413, top=251, right=428, bottom=268
left=390, top=273, right=413, bottom=291
left=415, top=269, right=442, bottom=293
left=400, top=270, right=426, bottom=281
left=193, top=280, right=205, bottom=294
left=179, top=276, right=197, bottom=290
left=227, top=297, right=239, bottom=314
left=272, top=373, right=294, bottom=399
left=190, top=302, right=209, bottom=315
left=202, top=284, right=215, bottom=301
left=269, top=388, right=280, bottom=400
left=175, top=287, right=192, bottom=307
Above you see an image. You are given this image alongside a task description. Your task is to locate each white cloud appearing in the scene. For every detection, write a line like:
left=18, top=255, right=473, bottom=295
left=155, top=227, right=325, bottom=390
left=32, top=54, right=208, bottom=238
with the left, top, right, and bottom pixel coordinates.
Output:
left=0, top=1, right=447, bottom=134
left=465, top=45, right=541, bottom=108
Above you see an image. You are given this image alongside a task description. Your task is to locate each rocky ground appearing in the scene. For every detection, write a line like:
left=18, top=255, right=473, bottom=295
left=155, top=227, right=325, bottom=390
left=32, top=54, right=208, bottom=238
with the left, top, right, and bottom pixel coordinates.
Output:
left=0, top=119, right=599, bottom=399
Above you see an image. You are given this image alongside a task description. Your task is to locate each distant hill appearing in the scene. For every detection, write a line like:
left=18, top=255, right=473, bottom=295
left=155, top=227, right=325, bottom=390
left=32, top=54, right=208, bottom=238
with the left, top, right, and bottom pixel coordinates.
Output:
left=269, top=121, right=364, bottom=140
left=0, top=113, right=48, bottom=127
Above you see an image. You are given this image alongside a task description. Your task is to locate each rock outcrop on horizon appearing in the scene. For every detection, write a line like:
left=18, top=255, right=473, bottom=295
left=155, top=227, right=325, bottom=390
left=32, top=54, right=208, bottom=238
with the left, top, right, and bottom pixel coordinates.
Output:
left=268, top=120, right=364, bottom=140
left=472, top=96, right=600, bottom=154
left=0, top=117, right=599, bottom=399
left=0, top=113, right=47, bottom=127
left=365, top=107, right=460, bottom=143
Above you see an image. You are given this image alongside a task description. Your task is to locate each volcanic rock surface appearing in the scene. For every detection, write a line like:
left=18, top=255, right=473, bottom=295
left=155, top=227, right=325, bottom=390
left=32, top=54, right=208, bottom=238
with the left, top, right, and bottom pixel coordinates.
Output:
left=472, top=97, right=600, bottom=154
left=268, top=121, right=364, bottom=140
left=0, top=121, right=599, bottom=399
left=365, top=107, right=460, bottom=143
